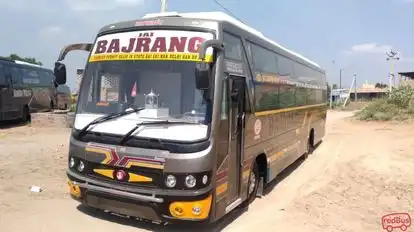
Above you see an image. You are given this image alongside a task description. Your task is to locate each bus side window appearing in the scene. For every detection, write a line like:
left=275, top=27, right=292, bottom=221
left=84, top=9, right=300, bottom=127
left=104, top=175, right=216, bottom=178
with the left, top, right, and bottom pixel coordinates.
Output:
left=0, top=64, right=6, bottom=87
left=10, top=67, right=23, bottom=85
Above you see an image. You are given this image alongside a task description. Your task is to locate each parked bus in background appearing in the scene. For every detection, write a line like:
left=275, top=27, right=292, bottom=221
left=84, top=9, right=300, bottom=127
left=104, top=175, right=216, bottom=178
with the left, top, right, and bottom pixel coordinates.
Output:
left=56, top=84, right=71, bottom=110
left=0, top=58, right=70, bottom=121
left=54, top=11, right=327, bottom=224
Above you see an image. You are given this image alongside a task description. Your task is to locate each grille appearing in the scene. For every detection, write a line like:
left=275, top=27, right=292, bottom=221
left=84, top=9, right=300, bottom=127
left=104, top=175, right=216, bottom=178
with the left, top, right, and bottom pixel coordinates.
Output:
left=85, top=162, right=162, bottom=188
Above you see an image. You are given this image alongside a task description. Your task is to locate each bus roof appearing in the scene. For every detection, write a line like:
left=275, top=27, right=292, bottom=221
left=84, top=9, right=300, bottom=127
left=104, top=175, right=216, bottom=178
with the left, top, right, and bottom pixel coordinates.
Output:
left=142, top=11, right=321, bottom=68
left=14, top=60, right=43, bottom=68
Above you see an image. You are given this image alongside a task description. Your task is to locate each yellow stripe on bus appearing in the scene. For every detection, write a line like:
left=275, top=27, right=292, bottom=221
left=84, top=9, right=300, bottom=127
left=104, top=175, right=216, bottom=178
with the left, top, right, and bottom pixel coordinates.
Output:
left=255, top=103, right=326, bottom=116
left=88, top=52, right=213, bottom=63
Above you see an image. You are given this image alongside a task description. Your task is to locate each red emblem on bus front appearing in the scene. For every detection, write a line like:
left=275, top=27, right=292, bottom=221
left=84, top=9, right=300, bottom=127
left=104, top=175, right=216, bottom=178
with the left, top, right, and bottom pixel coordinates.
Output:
left=115, top=170, right=127, bottom=181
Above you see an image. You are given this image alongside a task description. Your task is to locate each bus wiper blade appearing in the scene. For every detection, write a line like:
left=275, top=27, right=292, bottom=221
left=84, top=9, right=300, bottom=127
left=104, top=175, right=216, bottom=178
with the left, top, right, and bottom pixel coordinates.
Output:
left=119, top=120, right=198, bottom=145
left=77, top=107, right=144, bottom=138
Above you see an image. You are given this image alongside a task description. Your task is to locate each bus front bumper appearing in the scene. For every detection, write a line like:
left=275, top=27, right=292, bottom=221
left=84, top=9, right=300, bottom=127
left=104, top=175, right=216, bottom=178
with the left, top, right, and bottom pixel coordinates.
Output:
left=67, top=170, right=213, bottom=223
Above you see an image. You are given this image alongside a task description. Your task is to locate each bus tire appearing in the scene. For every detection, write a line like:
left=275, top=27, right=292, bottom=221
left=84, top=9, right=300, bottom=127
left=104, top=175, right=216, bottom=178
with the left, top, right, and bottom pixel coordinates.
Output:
left=307, top=129, right=315, bottom=155
left=244, top=161, right=259, bottom=206
left=21, top=106, right=30, bottom=123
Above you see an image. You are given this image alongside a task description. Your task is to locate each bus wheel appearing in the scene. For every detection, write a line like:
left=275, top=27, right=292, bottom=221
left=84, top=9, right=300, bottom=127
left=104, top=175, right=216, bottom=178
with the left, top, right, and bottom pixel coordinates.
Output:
left=245, top=162, right=259, bottom=205
left=21, top=106, right=30, bottom=123
left=308, top=129, right=315, bottom=154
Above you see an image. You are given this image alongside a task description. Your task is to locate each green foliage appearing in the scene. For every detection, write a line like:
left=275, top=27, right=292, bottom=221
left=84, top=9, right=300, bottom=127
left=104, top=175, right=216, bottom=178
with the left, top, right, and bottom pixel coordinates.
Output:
left=70, top=104, right=76, bottom=112
left=0, top=53, right=43, bottom=65
left=355, top=85, right=414, bottom=121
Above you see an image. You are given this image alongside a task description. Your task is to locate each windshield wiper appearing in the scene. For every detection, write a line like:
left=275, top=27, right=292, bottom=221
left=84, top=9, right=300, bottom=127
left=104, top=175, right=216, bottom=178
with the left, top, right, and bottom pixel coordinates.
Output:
left=77, top=107, right=144, bottom=138
left=119, top=120, right=198, bottom=145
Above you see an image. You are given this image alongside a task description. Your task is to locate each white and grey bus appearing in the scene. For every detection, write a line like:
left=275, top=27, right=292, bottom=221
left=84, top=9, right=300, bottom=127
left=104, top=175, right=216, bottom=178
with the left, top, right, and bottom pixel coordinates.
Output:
left=55, top=11, right=327, bottom=224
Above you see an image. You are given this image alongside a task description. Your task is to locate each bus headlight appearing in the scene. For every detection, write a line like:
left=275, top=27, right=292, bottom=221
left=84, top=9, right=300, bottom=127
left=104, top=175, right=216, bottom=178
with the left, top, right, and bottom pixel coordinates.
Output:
left=185, top=175, right=196, bottom=188
left=77, top=160, right=85, bottom=172
left=202, top=175, right=208, bottom=185
left=165, top=175, right=177, bottom=188
left=69, top=157, right=76, bottom=168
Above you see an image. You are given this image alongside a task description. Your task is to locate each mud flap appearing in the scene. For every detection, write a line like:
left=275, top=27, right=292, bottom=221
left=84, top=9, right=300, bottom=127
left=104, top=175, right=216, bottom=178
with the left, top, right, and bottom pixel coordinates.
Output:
left=256, top=177, right=264, bottom=198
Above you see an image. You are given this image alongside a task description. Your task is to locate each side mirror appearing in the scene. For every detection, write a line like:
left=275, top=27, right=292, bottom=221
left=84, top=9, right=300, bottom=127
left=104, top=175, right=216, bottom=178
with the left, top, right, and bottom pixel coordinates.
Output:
left=195, top=62, right=210, bottom=90
left=195, top=39, right=225, bottom=90
left=54, top=62, right=67, bottom=85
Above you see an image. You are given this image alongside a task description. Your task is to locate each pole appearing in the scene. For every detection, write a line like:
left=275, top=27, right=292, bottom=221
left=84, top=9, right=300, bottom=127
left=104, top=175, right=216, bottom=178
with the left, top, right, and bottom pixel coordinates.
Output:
left=339, top=69, right=342, bottom=89
left=354, top=74, right=357, bottom=101
left=343, top=74, right=356, bottom=107
left=161, top=0, right=167, bottom=12
left=329, top=84, right=333, bottom=109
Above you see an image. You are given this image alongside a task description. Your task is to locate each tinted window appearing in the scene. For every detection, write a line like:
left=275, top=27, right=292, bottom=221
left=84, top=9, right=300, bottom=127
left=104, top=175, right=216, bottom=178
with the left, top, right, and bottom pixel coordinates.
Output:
left=21, top=68, right=40, bottom=85
left=250, top=43, right=278, bottom=74
left=296, top=87, right=307, bottom=106
left=278, top=83, right=296, bottom=108
left=10, top=66, right=23, bottom=84
left=277, top=55, right=294, bottom=78
left=38, top=69, right=54, bottom=85
left=223, top=32, right=243, bottom=61
left=255, top=84, right=280, bottom=111
left=0, top=64, right=6, bottom=85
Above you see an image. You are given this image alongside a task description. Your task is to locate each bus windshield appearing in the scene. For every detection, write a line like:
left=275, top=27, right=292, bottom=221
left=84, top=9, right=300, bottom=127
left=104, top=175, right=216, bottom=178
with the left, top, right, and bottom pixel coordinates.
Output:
left=76, top=29, right=215, bottom=124
left=77, top=60, right=212, bottom=123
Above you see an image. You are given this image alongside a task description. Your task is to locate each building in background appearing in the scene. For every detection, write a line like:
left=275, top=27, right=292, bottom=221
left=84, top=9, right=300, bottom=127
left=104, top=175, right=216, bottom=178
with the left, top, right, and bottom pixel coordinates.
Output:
left=399, top=72, right=414, bottom=88
left=76, top=68, right=84, bottom=94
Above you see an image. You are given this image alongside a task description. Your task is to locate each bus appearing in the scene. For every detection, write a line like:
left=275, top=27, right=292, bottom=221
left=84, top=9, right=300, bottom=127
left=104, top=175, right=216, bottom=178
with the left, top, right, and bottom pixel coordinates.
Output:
left=54, top=11, right=327, bottom=224
left=0, top=58, right=69, bottom=121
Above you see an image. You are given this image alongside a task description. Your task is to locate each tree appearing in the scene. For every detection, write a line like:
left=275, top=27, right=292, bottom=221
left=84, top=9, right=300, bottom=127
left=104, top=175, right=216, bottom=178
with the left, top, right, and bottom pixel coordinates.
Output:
left=332, top=84, right=338, bottom=89
left=0, top=53, right=42, bottom=65
left=375, top=82, right=388, bottom=89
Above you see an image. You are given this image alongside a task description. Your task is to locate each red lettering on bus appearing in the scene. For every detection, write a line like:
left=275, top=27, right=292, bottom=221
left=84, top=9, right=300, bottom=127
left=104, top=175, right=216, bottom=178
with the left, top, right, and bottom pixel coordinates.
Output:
left=135, top=38, right=151, bottom=52
left=188, top=37, right=205, bottom=53
left=168, top=37, right=187, bottom=52
left=95, top=40, right=108, bottom=54
left=94, top=36, right=208, bottom=54
left=121, top=38, right=136, bottom=53
left=107, top=39, right=120, bottom=53
left=151, top=37, right=167, bottom=52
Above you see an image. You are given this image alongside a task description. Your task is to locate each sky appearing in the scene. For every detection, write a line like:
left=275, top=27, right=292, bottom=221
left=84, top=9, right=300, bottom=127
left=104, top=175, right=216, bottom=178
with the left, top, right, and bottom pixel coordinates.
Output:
left=0, top=0, right=413, bottom=91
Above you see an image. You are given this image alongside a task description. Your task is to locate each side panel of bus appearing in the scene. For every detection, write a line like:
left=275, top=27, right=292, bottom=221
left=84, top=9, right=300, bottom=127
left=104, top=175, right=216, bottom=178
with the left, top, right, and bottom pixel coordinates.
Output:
left=212, top=22, right=328, bottom=221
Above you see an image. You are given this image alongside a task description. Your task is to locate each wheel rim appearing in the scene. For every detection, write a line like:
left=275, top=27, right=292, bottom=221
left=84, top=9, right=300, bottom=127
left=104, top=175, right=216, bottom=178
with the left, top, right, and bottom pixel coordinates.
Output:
left=248, top=171, right=256, bottom=194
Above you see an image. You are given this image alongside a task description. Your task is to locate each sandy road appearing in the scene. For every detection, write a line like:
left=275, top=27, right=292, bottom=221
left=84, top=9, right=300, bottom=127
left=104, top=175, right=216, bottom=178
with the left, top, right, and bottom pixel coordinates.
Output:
left=0, top=110, right=413, bottom=232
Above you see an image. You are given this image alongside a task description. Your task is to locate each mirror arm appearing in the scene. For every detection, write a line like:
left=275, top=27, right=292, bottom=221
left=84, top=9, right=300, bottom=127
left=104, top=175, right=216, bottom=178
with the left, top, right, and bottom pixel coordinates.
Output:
left=198, top=40, right=224, bottom=61
left=57, top=43, right=93, bottom=62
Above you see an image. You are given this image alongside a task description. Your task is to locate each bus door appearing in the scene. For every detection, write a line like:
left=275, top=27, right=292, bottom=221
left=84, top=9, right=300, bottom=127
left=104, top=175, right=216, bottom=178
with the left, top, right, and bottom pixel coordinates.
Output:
left=227, top=75, right=246, bottom=204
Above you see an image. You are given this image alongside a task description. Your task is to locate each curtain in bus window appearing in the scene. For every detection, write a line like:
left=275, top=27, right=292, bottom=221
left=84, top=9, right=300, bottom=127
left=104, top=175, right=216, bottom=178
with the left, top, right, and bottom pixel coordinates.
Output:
left=307, top=88, right=317, bottom=105
left=315, top=88, right=323, bottom=104
left=278, top=83, right=296, bottom=108
left=255, top=83, right=280, bottom=111
left=295, top=87, right=307, bottom=106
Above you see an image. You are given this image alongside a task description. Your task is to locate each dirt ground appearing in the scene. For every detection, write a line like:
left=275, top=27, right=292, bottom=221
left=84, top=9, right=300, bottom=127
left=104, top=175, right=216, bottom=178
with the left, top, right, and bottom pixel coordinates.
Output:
left=0, top=110, right=413, bottom=232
